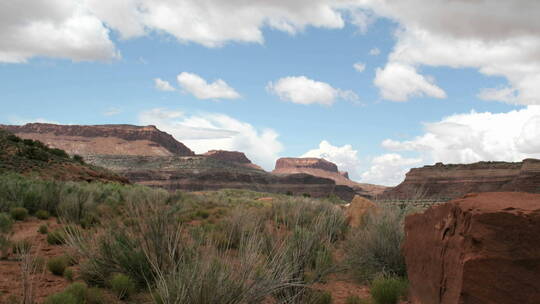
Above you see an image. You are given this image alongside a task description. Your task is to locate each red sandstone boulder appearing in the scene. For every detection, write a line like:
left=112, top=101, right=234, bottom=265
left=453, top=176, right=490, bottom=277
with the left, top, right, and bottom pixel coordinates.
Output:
left=403, top=192, right=540, bottom=304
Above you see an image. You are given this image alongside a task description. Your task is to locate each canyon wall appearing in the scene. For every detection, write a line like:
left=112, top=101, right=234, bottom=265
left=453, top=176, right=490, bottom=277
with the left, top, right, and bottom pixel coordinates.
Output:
left=382, top=159, right=540, bottom=200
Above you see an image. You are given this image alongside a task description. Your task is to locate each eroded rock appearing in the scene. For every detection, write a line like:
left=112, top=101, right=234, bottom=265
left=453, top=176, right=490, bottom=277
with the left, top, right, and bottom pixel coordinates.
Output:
left=403, top=192, right=540, bottom=304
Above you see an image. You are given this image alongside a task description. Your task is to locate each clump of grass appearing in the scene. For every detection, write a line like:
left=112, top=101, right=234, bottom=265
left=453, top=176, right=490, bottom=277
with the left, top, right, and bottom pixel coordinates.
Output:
left=35, top=210, right=50, bottom=220
left=308, top=290, right=333, bottom=304
left=47, top=256, right=68, bottom=276
left=10, top=207, right=28, bottom=221
left=44, top=292, right=78, bottom=304
left=12, top=239, right=32, bottom=255
left=44, top=283, right=103, bottom=304
left=38, top=224, right=48, bottom=234
left=86, top=288, right=104, bottom=304
left=64, top=282, right=87, bottom=303
left=47, top=229, right=66, bottom=245
left=64, top=268, right=74, bottom=281
left=345, top=206, right=410, bottom=282
left=0, top=213, right=13, bottom=259
left=370, top=276, right=408, bottom=304
left=109, top=273, right=136, bottom=300
left=345, top=295, right=365, bottom=304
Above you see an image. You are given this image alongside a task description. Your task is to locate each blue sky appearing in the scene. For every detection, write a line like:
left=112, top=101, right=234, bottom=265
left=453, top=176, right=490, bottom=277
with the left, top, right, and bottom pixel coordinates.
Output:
left=1, top=1, right=539, bottom=185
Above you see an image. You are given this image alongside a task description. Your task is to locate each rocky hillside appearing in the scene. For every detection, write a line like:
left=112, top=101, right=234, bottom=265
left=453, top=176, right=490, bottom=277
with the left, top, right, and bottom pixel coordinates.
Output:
left=203, top=150, right=263, bottom=170
left=1, top=123, right=194, bottom=157
left=382, top=159, right=540, bottom=200
left=273, top=157, right=387, bottom=198
left=87, top=155, right=355, bottom=201
left=0, top=129, right=127, bottom=183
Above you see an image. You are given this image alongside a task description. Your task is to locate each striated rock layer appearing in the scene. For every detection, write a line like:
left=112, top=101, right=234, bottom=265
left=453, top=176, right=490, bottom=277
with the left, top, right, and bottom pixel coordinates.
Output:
left=403, top=192, right=540, bottom=304
left=382, top=159, right=540, bottom=200
left=87, top=155, right=356, bottom=201
left=273, top=157, right=387, bottom=198
left=203, top=150, right=263, bottom=170
left=1, top=123, right=195, bottom=157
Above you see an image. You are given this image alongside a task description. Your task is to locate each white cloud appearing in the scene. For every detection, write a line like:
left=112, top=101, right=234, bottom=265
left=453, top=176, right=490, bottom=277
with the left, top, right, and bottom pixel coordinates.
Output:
left=302, top=140, right=361, bottom=179
left=154, top=78, right=176, bottom=92
left=360, top=153, right=422, bottom=186
left=374, top=63, right=446, bottom=102
left=369, top=48, right=380, bottom=56
left=267, top=76, right=358, bottom=106
left=0, top=0, right=118, bottom=63
left=381, top=106, right=540, bottom=164
left=177, top=72, right=240, bottom=100
left=353, top=62, right=366, bottom=72
left=362, top=0, right=540, bottom=104
left=139, top=108, right=282, bottom=170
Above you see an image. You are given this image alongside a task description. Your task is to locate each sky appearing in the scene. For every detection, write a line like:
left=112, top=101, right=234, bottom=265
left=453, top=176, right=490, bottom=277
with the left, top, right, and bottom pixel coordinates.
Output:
left=1, top=0, right=540, bottom=186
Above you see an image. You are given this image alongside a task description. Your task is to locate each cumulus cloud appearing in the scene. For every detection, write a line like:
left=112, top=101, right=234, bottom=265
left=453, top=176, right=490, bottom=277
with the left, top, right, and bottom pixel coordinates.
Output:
left=360, top=153, right=422, bottom=186
left=302, top=140, right=361, bottom=179
left=374, top=63, right=446, bottom=102
left=363, top=0, right=540, bottom=105
left=381, top=106, right=540, bottom=164
left=267, top=76, right=358, bottom=106
left=353, top=62, right=366, bottom=72
left=154, top=78, right=176, bottom=92
left=0, top=0, right=118, bottom=63
left=139, top=108, right=282, bottom=169
left=177, top=72, right=240, bottom=100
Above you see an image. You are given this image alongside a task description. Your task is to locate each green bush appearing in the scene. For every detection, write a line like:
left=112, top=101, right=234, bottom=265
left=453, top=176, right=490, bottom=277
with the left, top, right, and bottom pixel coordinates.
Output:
left=86, top=288, right=104, bottom=304
left=109, top=273, right=136, bottom=299
left=308, top=290, right=333, bottom=304
left=36, top=209, right=50, bottom=220
left=10, top=207, right=28, bottom=221
left=0, top=213, right=13, bottom=233
left=44, top=292, right=78, bottom=304
left=64, top=268, right=74, bottom=281
left=47, top=256, right=68, bottom=276
left=345, top=295, right=365, bottom=304
left=64, top=282, right=87, bottom=303
left=345, top=206, right=409, bottom=282
left=47, top=229, right=66, bottom=245
left=38, top=224, right=48, bottom=234
left=370, top=276, right=408, bottom=304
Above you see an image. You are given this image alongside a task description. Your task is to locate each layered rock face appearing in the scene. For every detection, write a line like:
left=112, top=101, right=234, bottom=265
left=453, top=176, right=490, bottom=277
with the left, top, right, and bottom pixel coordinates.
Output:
left=203, top=150, right=263, bottom=170
left=1, top=123, right=195, bottom=157
left=382, top=159, right=540, bottom=200
left=403, top=192, right=540, bottom=304
left=273, top=157, right=387, bottom=198
left=87, top=155, right=355, bottom=201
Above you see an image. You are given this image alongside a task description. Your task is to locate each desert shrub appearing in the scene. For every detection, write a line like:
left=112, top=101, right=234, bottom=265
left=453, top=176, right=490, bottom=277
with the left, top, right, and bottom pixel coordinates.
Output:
left=47, top=229, right=66, bottom=245
left=345, top=295, right=364, bottom=304
left=10, top=207, right=28, bottom=221
left=109, top=273, right=136, bottom=299
left=32, top=256, right=46, bottom=272
left=345, top=206, right=410, bottom=282
left=44, top=292, right=78, bottom=304
left=64, top=268, right=74, bottom=281
left=307, top=290, right=333, bottom=304
left=12, top=239, right=32, bottom=255
left=36, top=209, right=50, bottom=220
left=86, top=288, right=104, bottom=304
left=64, top=282, right=88, bottom=303
left=47, top=256, right=68, bottom=276
left=38, top=224, right=48, bottom=234
left=370, top=276, right=408, bottom=304
left=49, top=148, right=69, bottom=158
left=0, top=212, right=13, bottom=233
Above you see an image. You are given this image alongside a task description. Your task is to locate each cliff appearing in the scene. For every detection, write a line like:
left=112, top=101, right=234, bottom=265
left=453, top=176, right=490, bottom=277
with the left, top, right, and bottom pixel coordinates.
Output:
left=273, top=157, right=387, bottom=198
left=87, top=155, right=355, bottom=201
left=203, top=150, right=263, bottom=170
left=382, top=159, right=540, bottom=200
left=0, top=123, right=195, bottom=157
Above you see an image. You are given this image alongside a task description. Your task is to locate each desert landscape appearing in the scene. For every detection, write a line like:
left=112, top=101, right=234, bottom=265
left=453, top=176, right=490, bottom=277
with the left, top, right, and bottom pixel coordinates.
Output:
left=2, top=1, right=540, bottom=303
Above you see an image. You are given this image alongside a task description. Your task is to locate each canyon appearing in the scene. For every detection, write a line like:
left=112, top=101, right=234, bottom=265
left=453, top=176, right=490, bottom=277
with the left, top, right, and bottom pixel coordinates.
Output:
left=382, top=159, right=540, bottom=200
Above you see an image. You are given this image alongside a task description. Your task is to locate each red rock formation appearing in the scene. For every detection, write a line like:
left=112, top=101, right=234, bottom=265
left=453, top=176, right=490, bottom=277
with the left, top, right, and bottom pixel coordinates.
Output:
left=382, top=159, right=540, bottom=200
left=203, top=150, right=263, bottom=170
left=273, top=157, right=387, bottom=198
left=1, top=123, right=194, bottom=157
left=403, top=192, right=540, bottom=304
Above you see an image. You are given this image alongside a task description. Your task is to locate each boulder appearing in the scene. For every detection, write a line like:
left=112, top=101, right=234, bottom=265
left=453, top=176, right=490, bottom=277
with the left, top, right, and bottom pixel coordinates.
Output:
left=345, top=195, right=377, bottom=228
left=403, top=192, right=540, bottom=304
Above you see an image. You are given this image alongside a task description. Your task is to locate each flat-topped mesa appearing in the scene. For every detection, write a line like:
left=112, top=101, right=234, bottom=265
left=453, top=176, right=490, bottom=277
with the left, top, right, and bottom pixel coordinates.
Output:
left=203, top=150, right=264, bottom=170
left=0, top=123, right=195, bottom=157
left=382, top=158, right=540, bottom=200
left=275, top=157, right=339, bottom=173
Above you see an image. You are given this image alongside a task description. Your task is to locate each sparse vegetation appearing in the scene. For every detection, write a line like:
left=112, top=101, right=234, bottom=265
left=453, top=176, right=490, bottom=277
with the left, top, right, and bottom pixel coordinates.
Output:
left=47, top=256, right=68, bottom=276
left=36, top=209, right=50, bottom=219
left=38, top=224, right=48, bottom=234
left=109, top=273, right=136, bottom=300
left=47, top=229, right=66, bottom=245
left=10, top=207, right=29, bottom=221
left=370, top=276, right=408, bottom=304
